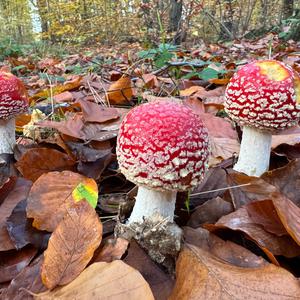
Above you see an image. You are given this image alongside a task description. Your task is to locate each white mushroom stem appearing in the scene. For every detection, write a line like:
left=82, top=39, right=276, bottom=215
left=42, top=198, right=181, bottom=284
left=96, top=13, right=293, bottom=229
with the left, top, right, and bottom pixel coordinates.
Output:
left=128, top=186, right=177, bottom=224
left=0, top=118, right=16, bottom=154
left=234, top=126, right=272, bottom=177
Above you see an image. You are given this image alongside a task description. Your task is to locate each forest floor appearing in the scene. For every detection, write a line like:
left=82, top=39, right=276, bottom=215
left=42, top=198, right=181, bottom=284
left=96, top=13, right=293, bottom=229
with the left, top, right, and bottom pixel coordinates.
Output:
left=1, top=34, right=300, bottom=299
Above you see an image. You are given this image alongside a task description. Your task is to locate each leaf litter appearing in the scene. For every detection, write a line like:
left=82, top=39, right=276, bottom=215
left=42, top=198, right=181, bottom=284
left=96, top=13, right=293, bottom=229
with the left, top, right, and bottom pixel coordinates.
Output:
left=1, top=34, right=300, bottom=299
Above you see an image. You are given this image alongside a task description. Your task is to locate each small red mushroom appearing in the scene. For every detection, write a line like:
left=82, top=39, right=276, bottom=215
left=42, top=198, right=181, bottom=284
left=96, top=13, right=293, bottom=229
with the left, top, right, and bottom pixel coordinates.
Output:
left=225, top=60, right=300, bottom=176
left=0, top=71, right=29, bottom=154
left=117, top=100, right=210, bottom=224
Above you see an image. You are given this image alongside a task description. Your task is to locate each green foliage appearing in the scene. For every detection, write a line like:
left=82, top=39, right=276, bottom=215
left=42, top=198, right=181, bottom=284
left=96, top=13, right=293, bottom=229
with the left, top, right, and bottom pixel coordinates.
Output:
left=0, top=38, right=26, bottom=60
left=138, top=43, right=177, bottom=68
left=278, top=17, right=300, bottom=41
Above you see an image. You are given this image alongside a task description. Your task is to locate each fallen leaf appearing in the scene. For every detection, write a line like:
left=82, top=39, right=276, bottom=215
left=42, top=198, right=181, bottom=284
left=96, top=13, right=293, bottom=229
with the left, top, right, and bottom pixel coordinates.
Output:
left=2, top=255, right=46, bottom=300
left=27, top=170, right=98, bottom=232
left=0, top=246, right=37, bottom=283
left=209, top=137, right=240, bottom=164
left=183, top=227, right=268, bottom=268
left=72, top=178, right=98, bottom=208
left=187, top=197, right=233, bottom=228
left=0, top=176, right=17, bottom=205
left=77, top=99, right=120, bottom=123
left=6, top=199, right=51, bottom=250
left=124, top=240, right=175, bottom=300
left=272, top=192, right=300, bottom=246
left=205, top=204, right=300, bottom=260
left=30, top=76, right=82, bottom=101
left=41, top=200, right=102, bottom=289
left=262, top=159, right=300, bottom=205
left=107, top=76, right=133, bottom=104
left=169, top=245, right=300, bottom=300
left=0, top=178, right=32, bottom=251
left=53, top=91, right=74, bottom=103
left=272, top=126, right=300, bottom=148
left=16, top=148, right=76, bottom=182
left=94, top=237, right=129, bottom=263
left=37, top=261, right=154, bottom=300
left=180, top=86, right=206, bottom=97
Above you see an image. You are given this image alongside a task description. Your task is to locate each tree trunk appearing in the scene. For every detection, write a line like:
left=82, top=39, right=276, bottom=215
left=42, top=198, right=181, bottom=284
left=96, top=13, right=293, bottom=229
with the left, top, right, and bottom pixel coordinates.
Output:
left=282, top=0, right=294, bottom=19
left=169, top=0, right=182, bottom=32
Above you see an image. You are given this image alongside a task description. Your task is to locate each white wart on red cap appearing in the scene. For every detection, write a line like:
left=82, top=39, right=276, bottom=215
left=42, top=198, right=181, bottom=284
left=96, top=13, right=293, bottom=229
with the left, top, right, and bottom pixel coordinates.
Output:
left=225, top=60, right=300, bottom=130
left=0, top=71, right=29, bottom=119
left=117, top=100, right=210, bottom=191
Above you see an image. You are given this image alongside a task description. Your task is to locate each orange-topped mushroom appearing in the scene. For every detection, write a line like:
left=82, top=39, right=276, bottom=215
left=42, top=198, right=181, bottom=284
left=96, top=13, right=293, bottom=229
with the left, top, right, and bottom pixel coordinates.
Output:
left=0, top=71, right=28, bottom=154
left=225, top=60, right=300, bottom=176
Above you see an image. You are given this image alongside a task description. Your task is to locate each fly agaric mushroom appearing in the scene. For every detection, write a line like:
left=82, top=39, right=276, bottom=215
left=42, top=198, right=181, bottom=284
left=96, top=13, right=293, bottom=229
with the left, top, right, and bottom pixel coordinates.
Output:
left=225, top=60, right=300, bottom=176
left=0, top=71, right=28, bottom=154
left=117, top=100, right=210, bottom=225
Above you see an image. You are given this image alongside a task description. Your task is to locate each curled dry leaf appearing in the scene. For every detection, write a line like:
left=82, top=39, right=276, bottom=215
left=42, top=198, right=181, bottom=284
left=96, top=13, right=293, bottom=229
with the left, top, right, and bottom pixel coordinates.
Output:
left=27, top=170, right=98, bottom=232
left=15, top=148, right=76, bottom=182
left=2, top=255, right=46, bottom=300
left=187, top=197, right=233, bottom=228
left=107, top=76, right=133, bottom=104
left=0, top=246, right=37, bottom=283
left=205, top=204, right=300, bottom=261
left=169, top=245, right=300, bottom=300
left=0, top=178, right=32, bottom=251
left=93, top=237, right=129, bottom=263
left=77, top=99, right=120, bottom=123
left=37, top=261, right=154, bottom=300
left=209, top=137, right=240, bottom=165
left=6, top=199, right=51, bottom=250
left=41, top=200, right=103, bottom=289
left=124, top=240, right=175, bottom=300
left=262, top=159, right=300, bottom=205
left=183, top=227, right=268, bottom=268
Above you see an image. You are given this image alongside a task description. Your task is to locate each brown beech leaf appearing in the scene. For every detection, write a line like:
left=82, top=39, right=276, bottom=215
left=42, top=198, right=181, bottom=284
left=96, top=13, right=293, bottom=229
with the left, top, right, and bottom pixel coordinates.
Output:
left=205, top=204, right=300, bottom=260
left=16, top=148, right=76, bottom=182
left=199, top=113, right=238, bottom=139
left=6, top=199, right=51, bottom=250
left=169, top=245, right=300, bottom=300
left=27, top=170, right=98, bottom=232
left=209, top=137, right=240, bottom=164
left=41, top=200, right=102, bottom=289
left=77, top=99, right=120, bottom=123
left=246, top=199, right=287, bottom=236
left=124, top=240, right=175, bottom=300
left=0, top=245, right=37, bottom=283
left=37, top=261, right=154, bottom=300
left=272, top=126, right=300, bottom=148
left=0, top=176, right=17, bottom=205
left=0, top=178, right=32, bottom=251
left=180, top=86, right=206, bottom=97
left=94, top=237, right=129, bottom=263
left=107, top=76, right=133, bottom=104
left=38, top=112, right=121, bottom=142
left=2, top=255, right=46, bottom=300
left=183, top=227, right=268, bottom=268
left=187, top=197, right=233, bottom=228
left=262, top=159, right=300, bottom=205
left=3, top=255, right=46, bottom=300
left=226, top=171, right=277, bottom=208
left=272, top=193, right=300, bottom=246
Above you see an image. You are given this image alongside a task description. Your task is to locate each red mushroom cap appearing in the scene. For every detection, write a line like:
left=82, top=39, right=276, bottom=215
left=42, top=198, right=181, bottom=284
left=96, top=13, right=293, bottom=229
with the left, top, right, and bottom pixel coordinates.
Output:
left=0, top=71, right=29, bottom=120
left=224, top=60, right=300, bottom=130
left=117, top=101, right=210, bottom=191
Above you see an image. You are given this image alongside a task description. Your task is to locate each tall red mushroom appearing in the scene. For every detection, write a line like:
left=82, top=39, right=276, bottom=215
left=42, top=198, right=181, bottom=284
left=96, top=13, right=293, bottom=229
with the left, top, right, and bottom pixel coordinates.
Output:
left=0, top=71, right=28, bottom=154
left=225, top=60, right=300, bottom=176
left=117, top=100, right=210, bottom=224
